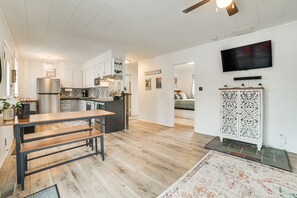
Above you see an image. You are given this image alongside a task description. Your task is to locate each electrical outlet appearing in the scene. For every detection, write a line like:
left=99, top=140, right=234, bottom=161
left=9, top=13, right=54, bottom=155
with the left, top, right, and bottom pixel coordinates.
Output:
left=279, top=132, right=287, bottom=148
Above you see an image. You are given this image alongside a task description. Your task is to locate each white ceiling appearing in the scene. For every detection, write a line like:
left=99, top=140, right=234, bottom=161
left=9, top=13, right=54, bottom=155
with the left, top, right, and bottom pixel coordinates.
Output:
left=1, top=0, right=297, bottom=64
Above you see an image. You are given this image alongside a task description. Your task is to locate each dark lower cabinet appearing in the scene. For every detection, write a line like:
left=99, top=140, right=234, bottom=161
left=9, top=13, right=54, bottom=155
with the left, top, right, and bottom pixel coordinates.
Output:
left=96, top=100, right=124, bottom=133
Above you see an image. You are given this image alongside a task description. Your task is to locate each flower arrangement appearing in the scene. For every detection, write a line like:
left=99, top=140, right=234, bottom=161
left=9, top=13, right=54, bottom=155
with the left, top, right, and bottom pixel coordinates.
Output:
left=0, top=96, right=22, bottom=114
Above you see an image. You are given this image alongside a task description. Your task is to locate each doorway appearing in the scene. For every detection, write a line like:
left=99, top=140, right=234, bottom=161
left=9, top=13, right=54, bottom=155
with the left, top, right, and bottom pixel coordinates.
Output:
left=173, top=62, right=195, bottom=128
left=124, top=74, right=132, bottom=116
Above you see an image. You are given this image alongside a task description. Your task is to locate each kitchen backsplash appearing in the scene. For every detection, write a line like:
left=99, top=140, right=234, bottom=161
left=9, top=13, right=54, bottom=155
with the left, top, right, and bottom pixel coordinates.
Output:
left=61, top=80, right=122, bottom=98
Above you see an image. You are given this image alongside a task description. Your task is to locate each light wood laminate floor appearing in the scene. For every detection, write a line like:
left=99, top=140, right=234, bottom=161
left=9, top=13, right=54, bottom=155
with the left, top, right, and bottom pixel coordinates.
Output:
left=0, top=120, right=297, bottom=198
left=174, top=117, right=194, bottom=127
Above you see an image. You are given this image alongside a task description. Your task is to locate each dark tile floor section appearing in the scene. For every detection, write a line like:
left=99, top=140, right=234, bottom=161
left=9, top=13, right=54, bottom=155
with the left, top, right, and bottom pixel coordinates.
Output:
left=205, top=137, right=292, bottom=172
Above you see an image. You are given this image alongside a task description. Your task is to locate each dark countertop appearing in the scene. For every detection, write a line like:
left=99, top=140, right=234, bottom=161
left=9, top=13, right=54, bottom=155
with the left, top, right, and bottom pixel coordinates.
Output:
left=60, top=97, right=121, bottom=103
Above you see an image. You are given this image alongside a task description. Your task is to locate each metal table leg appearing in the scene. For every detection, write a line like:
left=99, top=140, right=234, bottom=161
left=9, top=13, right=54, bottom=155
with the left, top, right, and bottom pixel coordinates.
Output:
left=20, top=153, right=25, bottom=190
left=100, top=135, right=104, bottom=161
left=95, top=138, right=98, bottom=155
left=14, top=125, right=21, bottom=184
left=88, top=119, right=93, bottom=148
left=99, top=117, right=105, bottom=161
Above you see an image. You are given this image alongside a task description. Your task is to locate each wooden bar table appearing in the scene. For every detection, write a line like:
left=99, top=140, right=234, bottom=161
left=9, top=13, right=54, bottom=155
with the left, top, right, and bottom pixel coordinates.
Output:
left=0, top=110, right=114, bottom=188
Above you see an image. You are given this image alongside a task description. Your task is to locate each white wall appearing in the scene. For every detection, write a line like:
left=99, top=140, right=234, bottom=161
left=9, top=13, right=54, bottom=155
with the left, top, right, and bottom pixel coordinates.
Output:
left=0, top=9, right=18, bottom=168
left=138, top=21, right=297, bottom=153
left=19, top=58, right=81, bottom=98
left=125, top=62, right=138, bottom=116
left=0, top=9, right=18, bottom=97
left=174, top=64, right=195, bottom=97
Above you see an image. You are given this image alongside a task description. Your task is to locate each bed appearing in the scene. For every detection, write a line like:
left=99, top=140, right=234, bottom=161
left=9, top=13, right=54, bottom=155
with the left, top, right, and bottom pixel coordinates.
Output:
left=174, top=90, right=195, bottom=110
left=175, top=99, right=195, bottom=110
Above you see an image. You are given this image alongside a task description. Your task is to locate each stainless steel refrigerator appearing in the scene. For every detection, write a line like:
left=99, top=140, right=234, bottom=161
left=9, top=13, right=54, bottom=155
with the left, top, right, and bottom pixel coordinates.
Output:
left=37, top=78, right=60, bottom=114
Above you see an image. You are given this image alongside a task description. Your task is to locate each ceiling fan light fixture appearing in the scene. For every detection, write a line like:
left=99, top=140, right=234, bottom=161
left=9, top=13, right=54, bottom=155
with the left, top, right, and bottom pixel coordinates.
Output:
left=216, top=0, right=232, bottom=8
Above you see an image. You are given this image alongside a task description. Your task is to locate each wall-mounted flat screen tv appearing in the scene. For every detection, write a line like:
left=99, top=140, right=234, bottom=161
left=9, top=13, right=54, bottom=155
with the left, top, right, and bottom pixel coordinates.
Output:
left=221, top=40, right=272, bottom=72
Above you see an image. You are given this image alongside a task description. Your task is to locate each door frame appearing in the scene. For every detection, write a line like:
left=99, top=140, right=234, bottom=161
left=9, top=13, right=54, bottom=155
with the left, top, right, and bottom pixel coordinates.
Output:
left=172, top=61, right=196, bottom=128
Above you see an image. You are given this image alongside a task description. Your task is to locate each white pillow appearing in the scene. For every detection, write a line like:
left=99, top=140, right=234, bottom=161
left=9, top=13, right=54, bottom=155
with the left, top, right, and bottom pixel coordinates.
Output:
left=175, top=93, right=181, bottom=99
left=179, top=92, right=188, bottom=100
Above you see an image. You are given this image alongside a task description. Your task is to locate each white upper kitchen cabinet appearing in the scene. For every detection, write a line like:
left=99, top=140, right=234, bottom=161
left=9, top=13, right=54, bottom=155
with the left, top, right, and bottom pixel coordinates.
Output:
left=98, top=60, right=112, bottom=78
left=89, top=67, right=95, bottom=87
left=85, top=68, right=90, bottom=87
left=60, top=70, right=82, bottom=88
left=83, top=70, right=86, bottom=88
left=94, top=64, right=100, bottom=78
left=72, top=70, right=83, bottom=88
left=104, top=59, right=113, bottom=76
left=84, top=67, right=95, bottom=88
left=81, top=50, right=125, bottom=83
left=60, top=69, right=73, bottom=88
left=99, top=62, right=105, bottom=78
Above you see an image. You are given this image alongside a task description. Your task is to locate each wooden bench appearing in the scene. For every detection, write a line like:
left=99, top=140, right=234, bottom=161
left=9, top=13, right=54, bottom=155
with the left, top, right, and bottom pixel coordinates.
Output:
left=23, top=125, right=92, bottom=142
left=18, top=128, right=104, bottom=190
left=21, top=129, right=101, bottom=153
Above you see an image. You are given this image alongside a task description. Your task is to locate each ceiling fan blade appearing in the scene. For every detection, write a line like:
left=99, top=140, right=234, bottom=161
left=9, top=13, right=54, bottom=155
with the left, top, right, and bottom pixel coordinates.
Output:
left=183, top=0, right=211, bottom=13
left=226, top=1, right=239, bottom=16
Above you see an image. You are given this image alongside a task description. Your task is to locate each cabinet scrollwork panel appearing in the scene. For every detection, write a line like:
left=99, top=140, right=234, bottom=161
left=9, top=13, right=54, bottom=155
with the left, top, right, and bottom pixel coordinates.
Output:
left=221, top=90, right=239, bottom=136
left=239, top=90, right=261, bottom=140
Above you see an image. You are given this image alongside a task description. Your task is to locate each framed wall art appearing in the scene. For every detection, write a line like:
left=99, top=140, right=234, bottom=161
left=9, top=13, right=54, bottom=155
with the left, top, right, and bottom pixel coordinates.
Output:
left=46, top=69, right=56, bottom=77
left=145, top=78, right=151, bottom=90
left=145, top=69, right=161, bottom=76
left=156, top=77, right=162, bottom=89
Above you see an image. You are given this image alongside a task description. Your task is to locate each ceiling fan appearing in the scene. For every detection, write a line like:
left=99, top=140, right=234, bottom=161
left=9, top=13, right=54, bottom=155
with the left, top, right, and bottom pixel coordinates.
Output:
left=183, top=0, right=239, bottom=16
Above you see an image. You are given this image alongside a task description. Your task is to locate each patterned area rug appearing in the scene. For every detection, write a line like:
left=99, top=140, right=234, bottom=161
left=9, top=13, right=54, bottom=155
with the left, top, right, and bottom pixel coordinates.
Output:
left=158, top=151, right=297, bottom=198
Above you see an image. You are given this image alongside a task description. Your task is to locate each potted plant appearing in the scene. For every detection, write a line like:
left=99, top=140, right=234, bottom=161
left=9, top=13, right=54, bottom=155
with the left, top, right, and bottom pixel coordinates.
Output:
left=0, top=96, right=22, bottom=121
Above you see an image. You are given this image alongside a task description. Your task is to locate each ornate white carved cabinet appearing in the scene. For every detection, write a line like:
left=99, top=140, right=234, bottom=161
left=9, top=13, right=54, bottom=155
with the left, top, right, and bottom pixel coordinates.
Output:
left=219, top=87, right=263, bottom=150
